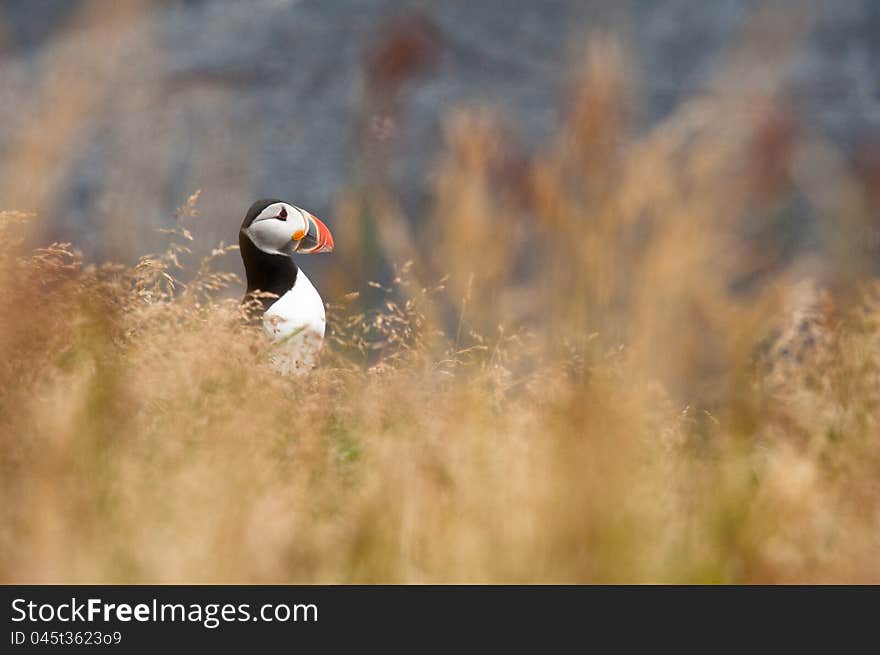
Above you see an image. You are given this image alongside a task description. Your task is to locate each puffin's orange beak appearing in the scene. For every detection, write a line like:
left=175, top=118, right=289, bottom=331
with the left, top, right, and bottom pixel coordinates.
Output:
left=293, top=211, right=334, bottom=254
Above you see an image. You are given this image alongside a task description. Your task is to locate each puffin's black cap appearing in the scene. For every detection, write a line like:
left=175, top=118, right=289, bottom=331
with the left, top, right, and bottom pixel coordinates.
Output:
left=241, top=198, right=285, bottom=229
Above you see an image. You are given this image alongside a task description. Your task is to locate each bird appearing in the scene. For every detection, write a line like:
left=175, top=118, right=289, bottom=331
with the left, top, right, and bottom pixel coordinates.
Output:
left=239, top=198, right=334, bottom=373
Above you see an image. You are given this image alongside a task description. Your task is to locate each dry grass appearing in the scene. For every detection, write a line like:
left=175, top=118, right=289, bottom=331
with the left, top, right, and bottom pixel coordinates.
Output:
left=2, top=30, right=880, bottom=584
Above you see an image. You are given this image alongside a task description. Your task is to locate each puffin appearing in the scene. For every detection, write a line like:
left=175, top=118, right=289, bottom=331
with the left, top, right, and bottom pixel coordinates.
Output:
left=239, top=199, right=334, bottom=373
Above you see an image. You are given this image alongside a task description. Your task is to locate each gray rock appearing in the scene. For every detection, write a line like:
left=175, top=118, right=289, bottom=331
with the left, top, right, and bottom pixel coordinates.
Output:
left=0, top=0, right=877, bottom=270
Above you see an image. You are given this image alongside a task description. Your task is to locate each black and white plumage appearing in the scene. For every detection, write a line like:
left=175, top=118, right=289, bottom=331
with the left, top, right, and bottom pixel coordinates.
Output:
left=239, top=198, right=334, bottom=373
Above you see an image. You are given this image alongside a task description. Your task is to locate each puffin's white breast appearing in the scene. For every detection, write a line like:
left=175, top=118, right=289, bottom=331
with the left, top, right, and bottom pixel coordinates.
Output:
left=263, top=268, right=325, bottom=373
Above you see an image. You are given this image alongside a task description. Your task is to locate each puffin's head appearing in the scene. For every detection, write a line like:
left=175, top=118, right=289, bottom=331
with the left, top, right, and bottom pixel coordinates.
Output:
left=240, top=199, right=334, bottom=256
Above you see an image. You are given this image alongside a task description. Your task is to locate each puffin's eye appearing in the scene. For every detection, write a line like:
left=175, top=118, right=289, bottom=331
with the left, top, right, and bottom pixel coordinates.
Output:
left=278, top=207, right=288, bottom=221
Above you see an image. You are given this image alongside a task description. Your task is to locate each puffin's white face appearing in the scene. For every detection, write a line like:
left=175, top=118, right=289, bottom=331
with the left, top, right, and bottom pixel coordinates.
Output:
left=244, top=202, right=308, bottom=256
left=243, top=201, right=335, bottom=256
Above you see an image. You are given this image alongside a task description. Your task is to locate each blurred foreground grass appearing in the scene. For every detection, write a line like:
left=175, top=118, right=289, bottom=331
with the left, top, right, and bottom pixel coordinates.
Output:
left=2, top=36, right=880, bottom=583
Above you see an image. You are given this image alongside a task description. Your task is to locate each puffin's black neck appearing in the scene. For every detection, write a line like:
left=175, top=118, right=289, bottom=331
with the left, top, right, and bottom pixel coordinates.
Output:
left=240, top=230, right=298, bottom=311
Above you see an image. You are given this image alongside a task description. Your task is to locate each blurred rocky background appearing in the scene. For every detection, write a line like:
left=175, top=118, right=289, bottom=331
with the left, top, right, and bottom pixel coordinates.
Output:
left=0, top=0, right=878, bottom=282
